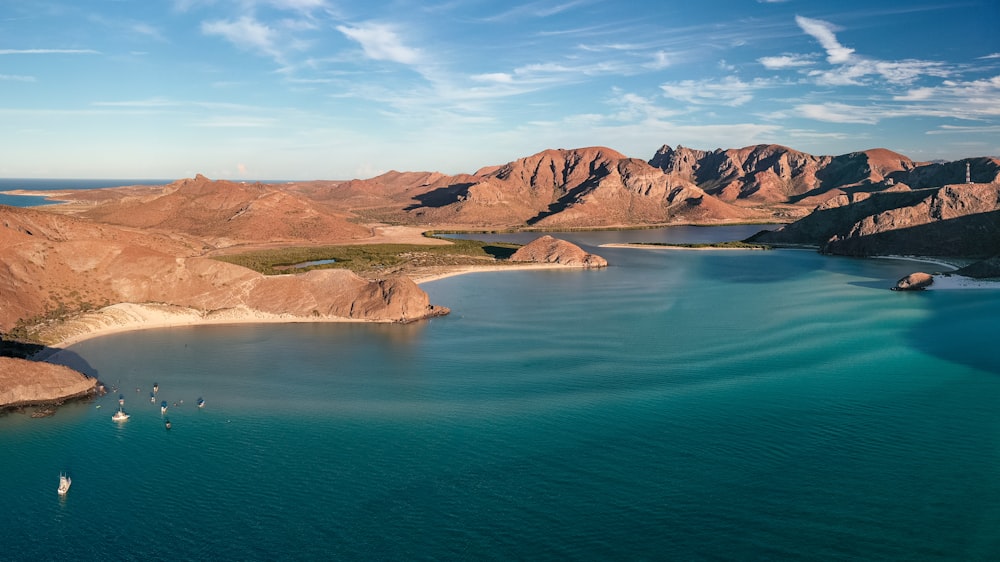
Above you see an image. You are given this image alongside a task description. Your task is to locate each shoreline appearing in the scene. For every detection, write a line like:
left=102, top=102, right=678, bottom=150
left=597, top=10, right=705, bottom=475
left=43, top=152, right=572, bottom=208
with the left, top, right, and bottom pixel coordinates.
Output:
left=27, top=255, right=999, bottom=359
left=598, top=243, right=768, bottom=251
left=35, top=263, right=574, bottom=357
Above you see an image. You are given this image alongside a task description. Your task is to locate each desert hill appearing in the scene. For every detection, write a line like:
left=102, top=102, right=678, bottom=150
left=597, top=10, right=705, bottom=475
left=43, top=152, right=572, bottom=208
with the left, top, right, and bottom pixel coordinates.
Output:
left=368, top=147, right=772, bottom=228
left=649, top=144, right=922, bottom=206
left=32, top=145, right=998, bottom=236
left=0, top=204, right=445, bottom=337
left=748, top=180, right=1000, bottom=259
left=64, top=174, right=371, bottom=249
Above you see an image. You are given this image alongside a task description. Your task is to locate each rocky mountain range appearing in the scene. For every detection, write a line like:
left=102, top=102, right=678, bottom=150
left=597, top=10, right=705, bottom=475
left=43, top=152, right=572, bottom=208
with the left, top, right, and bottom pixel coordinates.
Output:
left=3, top=142, right=999, bottom=342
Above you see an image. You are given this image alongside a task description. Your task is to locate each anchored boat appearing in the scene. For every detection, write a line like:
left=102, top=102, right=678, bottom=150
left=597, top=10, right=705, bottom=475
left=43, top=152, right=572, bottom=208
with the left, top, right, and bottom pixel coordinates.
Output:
left=112, top=407, right=130, bottom=422
left=57, top=472, right=71, bottom=495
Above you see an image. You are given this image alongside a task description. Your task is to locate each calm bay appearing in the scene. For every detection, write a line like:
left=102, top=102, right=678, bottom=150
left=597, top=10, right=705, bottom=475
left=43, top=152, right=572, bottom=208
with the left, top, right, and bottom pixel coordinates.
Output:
left=2, top=222, right=1000, bottom=560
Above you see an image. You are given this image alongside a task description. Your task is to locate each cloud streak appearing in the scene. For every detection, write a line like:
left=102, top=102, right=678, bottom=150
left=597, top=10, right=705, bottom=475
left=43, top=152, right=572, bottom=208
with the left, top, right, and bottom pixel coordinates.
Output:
left=795, top=16, right=854, bottom=64
left=0, top=49, right=99, bottom=55
left=336, top=23, right=422, bottom=65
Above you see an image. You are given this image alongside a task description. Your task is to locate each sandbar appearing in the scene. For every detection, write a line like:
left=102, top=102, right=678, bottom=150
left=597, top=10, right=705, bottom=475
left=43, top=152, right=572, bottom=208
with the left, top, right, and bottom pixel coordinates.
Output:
left=598, top=243, right=767, bottom=251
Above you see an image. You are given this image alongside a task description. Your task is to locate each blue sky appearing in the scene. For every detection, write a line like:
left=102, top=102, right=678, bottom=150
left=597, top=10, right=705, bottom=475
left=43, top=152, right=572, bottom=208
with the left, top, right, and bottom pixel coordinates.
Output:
left=1, top=0, right=998, bottom=180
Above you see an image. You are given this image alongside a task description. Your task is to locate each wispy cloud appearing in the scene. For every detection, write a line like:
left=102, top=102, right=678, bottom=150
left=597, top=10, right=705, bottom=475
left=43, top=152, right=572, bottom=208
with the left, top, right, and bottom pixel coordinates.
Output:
left=335, top=23, right=422, bottom=65
left=202, top=16, right=281, bottom=59
left=659, top=76, right=775, bottom=107
left=795, top=16, right=854, bottom=64
left=758, top=54, right=813, bottom=69
left=0, top=74, right=35, bottom=82
left=0, top=49, right=99, bottom=55
left=483, top=0, right=596, bottom=22
left=926, top=124, right=1000, bottom=135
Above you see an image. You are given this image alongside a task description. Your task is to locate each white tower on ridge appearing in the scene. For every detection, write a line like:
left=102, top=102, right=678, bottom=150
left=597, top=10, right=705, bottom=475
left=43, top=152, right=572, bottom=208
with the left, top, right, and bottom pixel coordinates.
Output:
left=966, top=162, right=971, bottom=183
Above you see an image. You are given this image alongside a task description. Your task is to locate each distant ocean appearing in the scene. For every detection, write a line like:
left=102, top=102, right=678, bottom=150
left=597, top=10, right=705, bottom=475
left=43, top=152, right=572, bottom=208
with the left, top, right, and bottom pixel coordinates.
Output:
left=0, top=178, right=174, bottom=207
left=3, top=209, right=1000, bottom=558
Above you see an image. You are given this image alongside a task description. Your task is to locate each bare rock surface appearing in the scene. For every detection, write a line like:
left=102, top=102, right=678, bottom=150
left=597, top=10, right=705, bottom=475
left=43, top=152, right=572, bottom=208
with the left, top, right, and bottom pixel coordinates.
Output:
left=510, top=235, right=608, bottom=268
left=894, top=272, right=934, bottom=291
left=0, top=357, right=96, bottom=409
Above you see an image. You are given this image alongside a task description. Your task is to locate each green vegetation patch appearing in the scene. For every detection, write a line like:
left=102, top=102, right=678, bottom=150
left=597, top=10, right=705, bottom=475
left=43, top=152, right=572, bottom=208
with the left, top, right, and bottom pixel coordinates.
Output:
left=213, top=238, right=522, bottom=276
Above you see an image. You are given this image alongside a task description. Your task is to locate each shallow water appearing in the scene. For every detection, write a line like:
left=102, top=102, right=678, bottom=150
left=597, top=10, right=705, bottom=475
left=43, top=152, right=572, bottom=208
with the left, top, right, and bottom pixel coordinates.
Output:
left=3, top=226, right=1000, bottom=560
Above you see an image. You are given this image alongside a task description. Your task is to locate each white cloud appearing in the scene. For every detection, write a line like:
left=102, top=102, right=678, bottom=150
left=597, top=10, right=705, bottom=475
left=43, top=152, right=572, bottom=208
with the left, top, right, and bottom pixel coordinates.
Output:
left=202, top=16, right=280, bottom=59
left=893, top=87, right=936, bottom=101
left=336, top=23, right=421, bottom=65
left=758, top=54, right=812, bottom=69
left=646, top=50, right=672, bottom=70
left=927, top=124, right=1000, bottom=135
left=471, top=73, right=515, bottom=84
left=796, top=103, right=879, bottom=124
left=608, top=90, right=679, bottom=122
left=795, top=16, right=854, bottom=64
left=659, top=76, right=772, bottom=107
left=0, top=49, right=99, bottom=55
left=0, top=74, right=35, bottom=82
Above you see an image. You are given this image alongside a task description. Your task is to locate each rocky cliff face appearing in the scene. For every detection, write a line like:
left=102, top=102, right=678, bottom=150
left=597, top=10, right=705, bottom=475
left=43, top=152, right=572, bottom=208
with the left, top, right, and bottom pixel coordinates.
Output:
left=648, top=144, right=921, bottom=204
left=399, top=147, right=766, bottom=227
left=749, top=183, right=1000, bottom=259
left=0, top=357, right=96, bottom=408
left=509, top=235, right=608, bottom=268
left=0, top=205, right=447, bottom=336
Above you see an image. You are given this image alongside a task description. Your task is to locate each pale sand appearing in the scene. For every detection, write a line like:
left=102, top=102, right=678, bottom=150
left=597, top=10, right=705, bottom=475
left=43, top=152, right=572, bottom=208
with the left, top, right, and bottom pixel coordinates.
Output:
left=873, top=256, right=1000, bottom=290
left=410, top=263, right=570, bottom=283
left=599, top=243, right=769, bottom=251
left=35, top=263, right=574, bottom=356
left=926, top=274, right=1000, bottom=290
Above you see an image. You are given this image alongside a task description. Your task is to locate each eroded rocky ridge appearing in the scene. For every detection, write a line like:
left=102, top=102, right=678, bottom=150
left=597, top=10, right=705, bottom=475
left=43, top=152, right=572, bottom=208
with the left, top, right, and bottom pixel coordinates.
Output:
left=0, top=204, right=447, bottom=338
left=0, top=357, right=96, bottom=409
left=510, top=235, right=608, bottom=268
left=748, top=182, right=1000, bottom=260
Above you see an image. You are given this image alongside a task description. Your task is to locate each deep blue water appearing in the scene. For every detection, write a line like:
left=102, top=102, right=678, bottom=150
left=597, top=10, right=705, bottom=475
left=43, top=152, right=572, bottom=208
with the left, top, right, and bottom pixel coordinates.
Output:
left=0, top=178, right=173, bottom=207
left=3, top=226, right=1000, bottom=560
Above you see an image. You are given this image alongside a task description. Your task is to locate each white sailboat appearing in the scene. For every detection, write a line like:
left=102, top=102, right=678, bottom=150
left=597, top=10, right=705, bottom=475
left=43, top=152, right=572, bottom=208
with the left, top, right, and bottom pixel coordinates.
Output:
left=57, top=472, right=71, bottom=495
left=112, top=406, right=130, bottom=422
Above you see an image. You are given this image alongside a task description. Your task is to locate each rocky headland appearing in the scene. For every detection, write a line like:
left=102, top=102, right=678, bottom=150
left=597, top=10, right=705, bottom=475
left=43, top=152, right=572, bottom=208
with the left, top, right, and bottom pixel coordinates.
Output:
left=3, top=142, right=998, bottom=410
left=0, top=357, right=97, bottom=412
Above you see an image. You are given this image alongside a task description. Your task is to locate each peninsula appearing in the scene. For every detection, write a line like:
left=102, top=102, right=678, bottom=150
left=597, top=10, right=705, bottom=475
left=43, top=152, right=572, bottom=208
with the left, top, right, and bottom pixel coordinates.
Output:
left=2, top=143, right=998, bottom=409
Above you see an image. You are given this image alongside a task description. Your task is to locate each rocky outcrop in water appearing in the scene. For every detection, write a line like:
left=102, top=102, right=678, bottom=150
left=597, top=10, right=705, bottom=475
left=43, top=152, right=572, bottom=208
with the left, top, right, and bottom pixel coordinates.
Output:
left=0, top=357, right=96, bottom=410
left=893, top=272, right=934, bottom=291
left=510, top=235, right=608, bottom=268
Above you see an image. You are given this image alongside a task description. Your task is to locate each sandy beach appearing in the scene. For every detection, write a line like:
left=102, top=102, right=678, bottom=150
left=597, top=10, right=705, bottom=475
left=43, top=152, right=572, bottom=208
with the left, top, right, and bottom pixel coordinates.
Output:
left=925, top=274, right=1000, bottom=290
left=599, top=243, right=768, bottom=251
left=33, top=263, right=573, bottom=357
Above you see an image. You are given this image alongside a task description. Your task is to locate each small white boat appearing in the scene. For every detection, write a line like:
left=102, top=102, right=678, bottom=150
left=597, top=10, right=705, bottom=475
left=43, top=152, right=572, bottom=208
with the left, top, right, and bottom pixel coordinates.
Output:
left=152, top=383, right=159, bottom=394
left=57, top=472, right=71, bottom=495
left=197, top=398, right=205, bottom=408
left=160, top=401, right=168, bottom=415
left=150, top=392, right=155, bottom=403
left=112, top=407, right=130, bottom=422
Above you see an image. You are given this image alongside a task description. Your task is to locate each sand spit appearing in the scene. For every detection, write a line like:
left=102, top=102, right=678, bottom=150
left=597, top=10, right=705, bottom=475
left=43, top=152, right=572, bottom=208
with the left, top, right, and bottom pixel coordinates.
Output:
left=599, top=243, right=767, bottom=251
left=32, top=263, right=574, bottom=353
left=35, top=303, right=362, bottom=358
left=926, top=274, right=1000, bottom=290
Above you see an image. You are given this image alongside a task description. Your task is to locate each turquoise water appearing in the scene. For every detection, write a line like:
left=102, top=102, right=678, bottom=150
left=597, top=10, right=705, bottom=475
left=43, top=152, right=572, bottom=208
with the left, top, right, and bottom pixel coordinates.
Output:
left=3, top=227, right=1000, bottom=560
